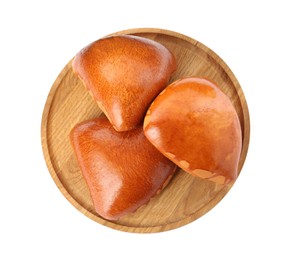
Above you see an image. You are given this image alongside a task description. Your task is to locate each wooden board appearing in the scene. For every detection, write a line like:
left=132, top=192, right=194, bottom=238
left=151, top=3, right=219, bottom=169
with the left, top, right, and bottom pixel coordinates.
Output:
left=41, top=28, right=250, bottom=233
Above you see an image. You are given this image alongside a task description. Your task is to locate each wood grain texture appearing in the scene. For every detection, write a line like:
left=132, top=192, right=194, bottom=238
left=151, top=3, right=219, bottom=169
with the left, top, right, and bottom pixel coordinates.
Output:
left=41, top=28, right=250, bottom=233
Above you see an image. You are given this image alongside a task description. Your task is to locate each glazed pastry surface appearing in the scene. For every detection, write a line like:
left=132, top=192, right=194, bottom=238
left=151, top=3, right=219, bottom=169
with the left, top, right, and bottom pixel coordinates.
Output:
left=72, top=35, right=176, bottom=132
left=70, top=117, right=177, bottom=220
left=144, top=77, right=242, bottom=185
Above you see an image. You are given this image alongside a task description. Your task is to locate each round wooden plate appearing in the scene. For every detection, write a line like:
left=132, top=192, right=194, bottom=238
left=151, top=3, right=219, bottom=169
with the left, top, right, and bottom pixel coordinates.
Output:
left=41, top=28, right=250, bottom=233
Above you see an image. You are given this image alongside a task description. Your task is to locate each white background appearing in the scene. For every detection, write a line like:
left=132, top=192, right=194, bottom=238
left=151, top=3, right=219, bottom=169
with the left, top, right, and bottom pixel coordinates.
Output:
left=1, top=0, right=281, bottom=259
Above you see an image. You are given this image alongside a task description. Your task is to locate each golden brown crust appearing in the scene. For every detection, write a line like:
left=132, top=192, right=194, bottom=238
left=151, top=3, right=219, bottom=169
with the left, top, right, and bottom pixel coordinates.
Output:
left=70, top=117, right=177, bottom=220
left=72, top=35, right=176, bottom=132
left=144, top=77, right=242, bottom=185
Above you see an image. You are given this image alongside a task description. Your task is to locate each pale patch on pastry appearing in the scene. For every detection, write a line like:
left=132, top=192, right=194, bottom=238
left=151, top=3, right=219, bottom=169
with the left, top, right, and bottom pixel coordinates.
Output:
left=179, top=160, right=190, bottom=169
left=209, top=175, right=226, bottom=184
left=146, top=109, right=151, bottom=115
left=143, top=115, right=151, bottom=128
left=165, top=152, right=176, bottom=159
left=145, top=125, right=160, bottom=142
left=192, top=169, right=214, bottom=179
left=112, top=102, right=123, bottom=129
